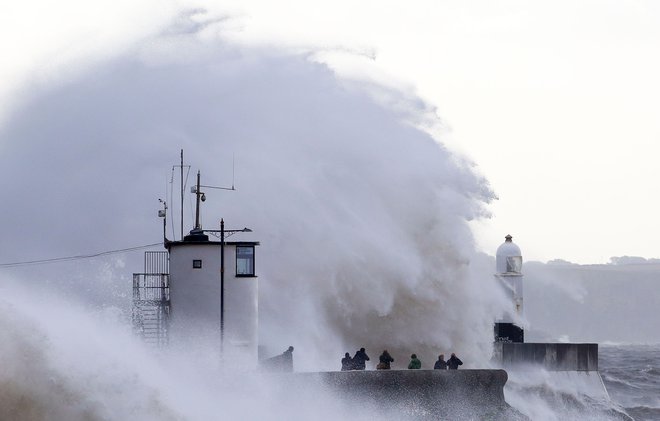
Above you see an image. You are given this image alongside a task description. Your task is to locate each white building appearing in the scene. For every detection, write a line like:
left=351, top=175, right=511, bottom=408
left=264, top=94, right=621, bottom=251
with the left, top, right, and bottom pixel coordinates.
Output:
left=167, top=227, right=259, bottom=365
left=132, top=169, right=259, bottom=368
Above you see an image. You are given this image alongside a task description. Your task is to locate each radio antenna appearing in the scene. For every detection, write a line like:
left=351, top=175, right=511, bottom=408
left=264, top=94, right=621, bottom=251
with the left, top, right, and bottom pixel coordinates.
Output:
left=180, top=150, right=184, bottom=239
left=171, top=149, right=190, bottom=240
left=232, top=153, right=236, bottom=190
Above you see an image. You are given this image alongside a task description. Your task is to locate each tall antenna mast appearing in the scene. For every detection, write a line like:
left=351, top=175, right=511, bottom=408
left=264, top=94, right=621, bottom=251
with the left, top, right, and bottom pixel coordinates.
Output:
left=180, top=149, right=184, bottom=239
left=194, top=170, right=202, bottom=230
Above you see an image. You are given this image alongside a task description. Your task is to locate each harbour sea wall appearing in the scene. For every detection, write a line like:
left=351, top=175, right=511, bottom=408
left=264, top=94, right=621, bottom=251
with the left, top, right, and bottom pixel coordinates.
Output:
left=275, top=369, right=527, bottom=420
left=494, top=342, right=599, bottom=371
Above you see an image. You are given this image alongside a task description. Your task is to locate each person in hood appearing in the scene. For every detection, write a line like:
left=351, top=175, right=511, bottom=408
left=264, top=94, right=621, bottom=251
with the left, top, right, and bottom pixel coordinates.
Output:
left=408, top=354, right=421, bottom=369
left=377, top=350, right=394, bottom=370
left=447, top=353, right=463, bottom=370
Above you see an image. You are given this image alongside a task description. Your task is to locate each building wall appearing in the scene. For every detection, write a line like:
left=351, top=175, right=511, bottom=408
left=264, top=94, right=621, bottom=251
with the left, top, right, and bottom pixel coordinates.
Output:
left=493, top=342, right=599, bottom=371
left=224, top=245, right=258, bottom=365
left=169, top=243, right=222, bottom=349
left=168, top=242, right=258, bottom=367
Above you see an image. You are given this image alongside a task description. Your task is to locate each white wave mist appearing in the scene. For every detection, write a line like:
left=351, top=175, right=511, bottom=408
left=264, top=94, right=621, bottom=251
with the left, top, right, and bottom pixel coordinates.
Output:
left=504, top=369, right=632, bottom=421
left=0, top=20, right=509, bottom=377
left=0, top=279, right=395, bottom=421
left=0, top=281, right=179, bottom=421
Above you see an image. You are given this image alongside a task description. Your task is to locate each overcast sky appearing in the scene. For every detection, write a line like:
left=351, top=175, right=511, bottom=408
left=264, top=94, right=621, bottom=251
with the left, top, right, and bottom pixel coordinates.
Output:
left=3, top=0, right=660, bottom=264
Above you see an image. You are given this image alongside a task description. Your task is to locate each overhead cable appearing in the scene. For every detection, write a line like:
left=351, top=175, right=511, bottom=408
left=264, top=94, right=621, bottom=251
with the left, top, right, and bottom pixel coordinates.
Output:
left=0, top=242, right=163, bottom=268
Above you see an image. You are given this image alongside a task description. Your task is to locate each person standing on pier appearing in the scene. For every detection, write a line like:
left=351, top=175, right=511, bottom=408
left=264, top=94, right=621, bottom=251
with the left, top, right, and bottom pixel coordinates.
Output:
left=377, top=350, right=394, bottom=369
left=341, top=353, right=353, bottom=371
left=447, top=353, right=463, bottom=370
left=434, top=354, right=447, bottom=370
left=282, top=346, right=294, bottom=372
left=408, top=354, right=421, bottom=369
left=352, top=348, right=370, bottom=370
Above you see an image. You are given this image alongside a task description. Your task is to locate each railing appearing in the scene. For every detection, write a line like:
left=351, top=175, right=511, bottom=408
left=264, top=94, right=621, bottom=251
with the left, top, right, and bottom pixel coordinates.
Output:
left=144, top=251, right=169, bottom=274
left=133, top=273, right=170, bottom=302
left=133, top=273, right=170, bottom=346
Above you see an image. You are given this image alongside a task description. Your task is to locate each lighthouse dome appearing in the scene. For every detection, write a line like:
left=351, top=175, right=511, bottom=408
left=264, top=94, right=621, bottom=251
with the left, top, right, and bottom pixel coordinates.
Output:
left=496, top=235, right=522, bottom=274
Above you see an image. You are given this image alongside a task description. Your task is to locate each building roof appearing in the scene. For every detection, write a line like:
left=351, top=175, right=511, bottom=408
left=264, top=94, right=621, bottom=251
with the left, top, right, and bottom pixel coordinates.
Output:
left=166, top=240, right=260, bottom=250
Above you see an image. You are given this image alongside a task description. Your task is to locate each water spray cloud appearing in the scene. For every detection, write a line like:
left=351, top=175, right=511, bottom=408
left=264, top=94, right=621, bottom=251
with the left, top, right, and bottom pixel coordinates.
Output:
left=0, top=22, right=508, bottom=371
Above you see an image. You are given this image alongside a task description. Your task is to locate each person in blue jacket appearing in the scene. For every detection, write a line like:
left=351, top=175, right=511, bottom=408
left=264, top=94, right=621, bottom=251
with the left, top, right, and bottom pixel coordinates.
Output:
left=434, top=354, right=447, bottom=370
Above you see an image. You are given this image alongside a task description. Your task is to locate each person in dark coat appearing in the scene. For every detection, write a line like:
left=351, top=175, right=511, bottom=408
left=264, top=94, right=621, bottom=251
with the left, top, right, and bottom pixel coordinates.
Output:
left=447, top=353, right=463, bottom=370
left=341, top=352, right=353, bottom=371
left=281, top=346, right=295, bottom=372
left=434, top=354, right=448, bottom=370
left=352, top=347, right=370, bottom=370
left=408, top=354, right=421, bottom=369
left=377, top=350, right=394, bottom=370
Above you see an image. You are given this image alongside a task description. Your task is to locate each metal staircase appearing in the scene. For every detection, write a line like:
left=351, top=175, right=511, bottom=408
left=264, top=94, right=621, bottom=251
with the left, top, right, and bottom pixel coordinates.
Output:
left=132, top=251, right=170, bottom=346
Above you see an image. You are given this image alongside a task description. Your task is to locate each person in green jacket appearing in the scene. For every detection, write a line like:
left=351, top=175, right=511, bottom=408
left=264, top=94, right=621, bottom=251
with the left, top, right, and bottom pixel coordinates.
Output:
left=408, top=354, right=421, bottom=369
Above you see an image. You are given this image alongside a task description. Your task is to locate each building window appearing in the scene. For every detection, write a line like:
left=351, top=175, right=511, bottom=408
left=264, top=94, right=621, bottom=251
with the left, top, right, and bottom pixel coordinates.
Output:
left=193, top=259, right=202, bottom=269
left=506, top=256, right=522, bottom=273
left=236, top=246, right=255, bottom=276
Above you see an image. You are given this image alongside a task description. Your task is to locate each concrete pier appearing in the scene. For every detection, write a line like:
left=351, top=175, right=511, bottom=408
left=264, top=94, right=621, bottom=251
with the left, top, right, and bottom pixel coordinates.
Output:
left=279, top=369, right=527, bottom=420
left=493, top=342, right=598, bottom=371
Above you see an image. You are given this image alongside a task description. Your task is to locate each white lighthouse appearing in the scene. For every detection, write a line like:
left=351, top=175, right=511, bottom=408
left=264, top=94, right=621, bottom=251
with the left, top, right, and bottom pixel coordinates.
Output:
left=494, top=234, right=524, bottom=343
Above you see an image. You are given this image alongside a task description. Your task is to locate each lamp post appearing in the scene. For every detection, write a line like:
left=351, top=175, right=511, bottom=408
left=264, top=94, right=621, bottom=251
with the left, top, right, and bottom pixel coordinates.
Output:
left=205, top=221, right=252, bottom=353
left=220, top=218, right=225, bottom=351
left=191, top=171, right=249, bottom=352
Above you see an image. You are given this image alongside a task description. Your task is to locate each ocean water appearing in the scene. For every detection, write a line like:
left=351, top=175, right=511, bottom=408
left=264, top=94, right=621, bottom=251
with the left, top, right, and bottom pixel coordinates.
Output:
left=600, top=345, right=660, bottom=421
left=0, top=284, right=655, bottom=421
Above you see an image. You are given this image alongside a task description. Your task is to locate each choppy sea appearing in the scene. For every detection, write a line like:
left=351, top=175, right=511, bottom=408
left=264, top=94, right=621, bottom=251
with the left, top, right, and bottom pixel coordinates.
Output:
left=600, top=345, right=660, bottom=421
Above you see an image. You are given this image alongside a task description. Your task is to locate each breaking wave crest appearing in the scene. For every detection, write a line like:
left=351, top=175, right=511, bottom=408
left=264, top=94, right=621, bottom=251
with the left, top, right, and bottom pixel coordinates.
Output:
left=504, top=369, right=632, bottom=421
left=0, top=18, right=508, bottom=371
